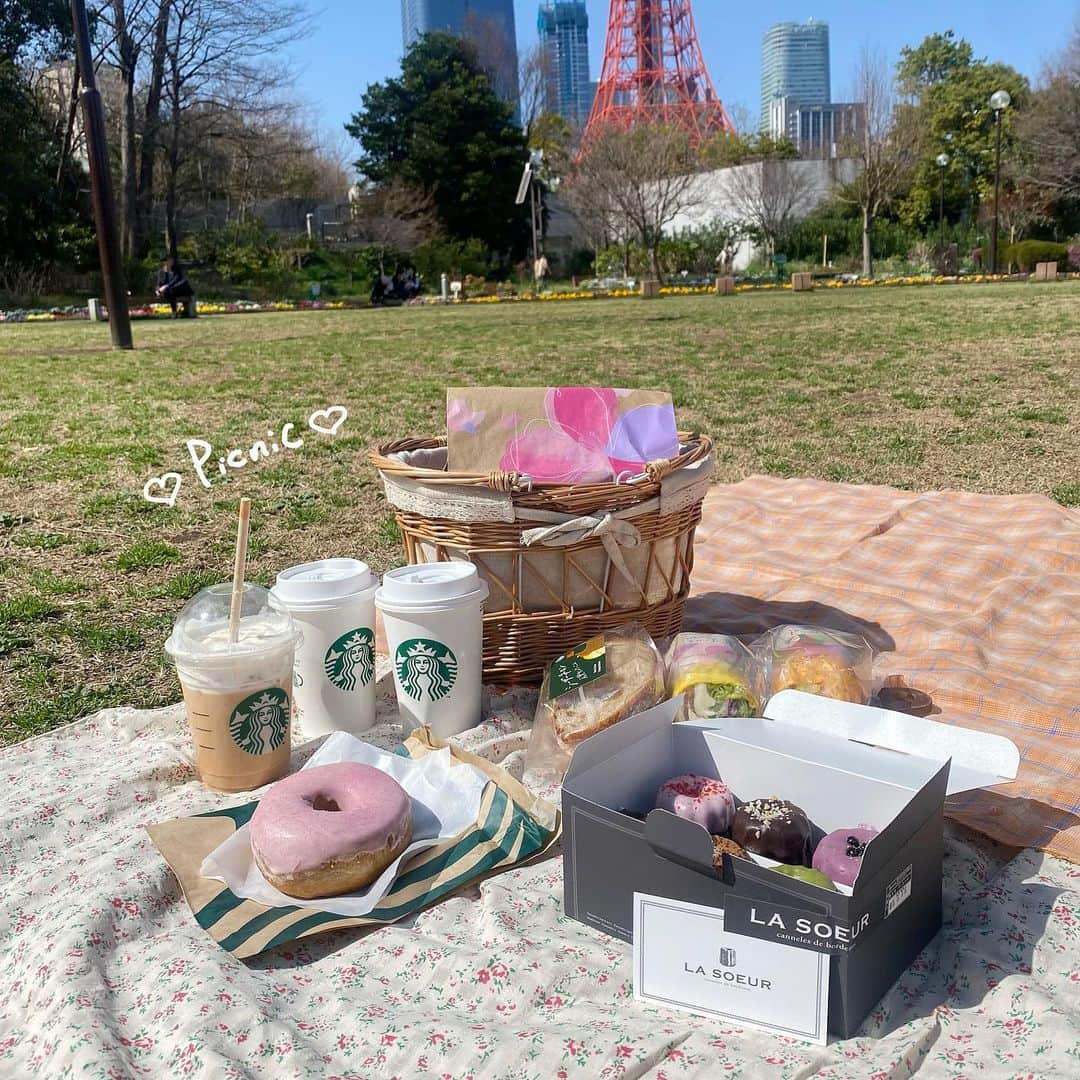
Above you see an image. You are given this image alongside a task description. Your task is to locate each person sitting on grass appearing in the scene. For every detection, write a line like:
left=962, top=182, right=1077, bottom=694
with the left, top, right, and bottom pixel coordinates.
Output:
left=155, top=256, right=194, bottom=317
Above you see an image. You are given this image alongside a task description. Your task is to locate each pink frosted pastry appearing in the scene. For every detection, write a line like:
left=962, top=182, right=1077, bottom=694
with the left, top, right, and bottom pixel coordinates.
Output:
left=250, top=763, right=413, bottom=899
left=655, top=774, right=736, bottom=833
left=812, top=826, right=879, bottom=887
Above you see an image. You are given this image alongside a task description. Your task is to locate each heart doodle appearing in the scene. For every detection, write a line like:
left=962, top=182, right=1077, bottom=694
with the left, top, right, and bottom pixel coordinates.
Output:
left=143, top=472, right=183, bottom=507
left=308, top=405, right=348, bottom=436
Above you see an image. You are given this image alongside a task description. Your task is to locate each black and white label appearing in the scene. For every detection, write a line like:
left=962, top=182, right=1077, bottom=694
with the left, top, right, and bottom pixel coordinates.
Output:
left=885, top=864, right=913, bottom=918
left=633, top=893, right=830, bottom=1045
left=725, top=894, right=869, bottom=954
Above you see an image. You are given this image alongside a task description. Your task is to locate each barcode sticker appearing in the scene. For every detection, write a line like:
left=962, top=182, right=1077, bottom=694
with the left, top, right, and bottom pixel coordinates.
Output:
left=885, top=865, right=913, bottom=918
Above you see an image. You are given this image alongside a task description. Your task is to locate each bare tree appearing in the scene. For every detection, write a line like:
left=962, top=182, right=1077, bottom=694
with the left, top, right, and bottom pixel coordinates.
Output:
left=727, top=157, right=806, bottom=264
left=518, top=42, right=555, bottom=140
left=567, top=124, right=702, bottom=280
left=95, top=0, right=158, bottom=257
left=841, top=49, right=920, bottom=276
left=161, top=0, right=306, bottom=254
left=1018, top=21, right=1080, bottom=206
left=350, top=179, right=439, bottom=272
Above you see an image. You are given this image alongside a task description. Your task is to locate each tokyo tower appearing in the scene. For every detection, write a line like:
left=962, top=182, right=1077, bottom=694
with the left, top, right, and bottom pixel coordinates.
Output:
left=584, top=0, right=735, bottom=145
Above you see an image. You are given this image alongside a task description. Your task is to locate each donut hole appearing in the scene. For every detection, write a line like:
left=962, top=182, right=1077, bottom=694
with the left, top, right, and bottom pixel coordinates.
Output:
left=310, top=794, right=342, bottom=812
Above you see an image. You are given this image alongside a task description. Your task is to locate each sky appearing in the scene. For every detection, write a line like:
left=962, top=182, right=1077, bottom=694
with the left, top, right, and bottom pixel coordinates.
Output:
left=289, top=1, right=1079, bottom=163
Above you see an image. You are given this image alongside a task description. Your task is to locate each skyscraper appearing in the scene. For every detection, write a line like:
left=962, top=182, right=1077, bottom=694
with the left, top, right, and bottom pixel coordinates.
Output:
left=401, top=1, right=520, bottom=107
left=760, top=20, right=830, bottom=132
left=537, top=1, right=592, bottom=127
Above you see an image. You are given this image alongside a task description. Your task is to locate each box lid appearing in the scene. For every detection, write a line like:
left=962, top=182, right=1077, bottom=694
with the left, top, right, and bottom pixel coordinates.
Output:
left=757, top=691, right=1019, bottom=795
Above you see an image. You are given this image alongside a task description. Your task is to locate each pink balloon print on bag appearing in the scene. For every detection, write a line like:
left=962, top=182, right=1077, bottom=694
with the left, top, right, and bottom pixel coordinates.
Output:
left=500, top=387, right=678, bottom=483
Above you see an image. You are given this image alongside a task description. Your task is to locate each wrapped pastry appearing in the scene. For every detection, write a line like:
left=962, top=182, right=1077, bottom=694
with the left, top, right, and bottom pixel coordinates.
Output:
left=756, top=625, right=873, bottom=705
left=524, top=624, right=665, bottom=782
left=665, top=633, right=762, bottom=720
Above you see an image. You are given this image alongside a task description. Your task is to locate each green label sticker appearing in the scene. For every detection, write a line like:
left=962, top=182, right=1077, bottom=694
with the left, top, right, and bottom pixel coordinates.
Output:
left=229, top=687, right=289, bottom=755
left=395, top=638, right=458, bottom=701
left=549, top=635, right=607, bottom=698
left=324, top=627, right=375, bottom=691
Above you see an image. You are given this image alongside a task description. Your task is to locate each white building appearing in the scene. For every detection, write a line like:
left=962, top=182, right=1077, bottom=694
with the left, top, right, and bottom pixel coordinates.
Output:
left=668, top=158, right=859, bottom=270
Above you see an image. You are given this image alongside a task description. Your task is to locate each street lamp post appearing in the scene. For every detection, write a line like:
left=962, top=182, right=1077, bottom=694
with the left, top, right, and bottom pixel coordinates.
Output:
left=936, top=152, right=949, bottom=262
left=989, top=89, right=1011, bottom=276
left=71, top=0, right=133, bottom=348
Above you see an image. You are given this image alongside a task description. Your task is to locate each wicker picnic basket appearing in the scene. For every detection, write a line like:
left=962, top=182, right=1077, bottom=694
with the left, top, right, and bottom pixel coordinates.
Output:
left=370, top=433, right=714, bottom=687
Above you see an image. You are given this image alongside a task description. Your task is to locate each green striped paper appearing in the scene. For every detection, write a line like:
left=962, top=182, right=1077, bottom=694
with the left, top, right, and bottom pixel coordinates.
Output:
left=148, top=728, right=561, bottom=959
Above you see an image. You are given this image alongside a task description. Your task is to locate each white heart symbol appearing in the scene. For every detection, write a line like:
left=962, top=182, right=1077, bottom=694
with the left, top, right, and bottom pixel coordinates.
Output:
left=142, top=472, right=183, bottom=507
left=308, top=405, right=348, bottom=436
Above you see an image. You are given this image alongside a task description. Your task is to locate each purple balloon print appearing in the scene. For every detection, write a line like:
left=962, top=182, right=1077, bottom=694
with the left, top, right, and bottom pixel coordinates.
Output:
left=606, top=404, right=680, bottom=476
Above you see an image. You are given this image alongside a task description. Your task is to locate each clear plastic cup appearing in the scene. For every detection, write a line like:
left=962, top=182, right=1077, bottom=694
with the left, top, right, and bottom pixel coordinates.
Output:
left=164, top=583, right=301, bottom=792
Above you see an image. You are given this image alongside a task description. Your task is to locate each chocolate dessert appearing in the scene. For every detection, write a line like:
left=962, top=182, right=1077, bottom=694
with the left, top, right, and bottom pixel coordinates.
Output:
left=731, top=798, right=814, bottom=865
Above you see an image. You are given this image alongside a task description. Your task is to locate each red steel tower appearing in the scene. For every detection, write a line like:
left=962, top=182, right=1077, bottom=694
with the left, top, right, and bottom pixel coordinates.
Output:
left=585, top=0, right=734, bottom=144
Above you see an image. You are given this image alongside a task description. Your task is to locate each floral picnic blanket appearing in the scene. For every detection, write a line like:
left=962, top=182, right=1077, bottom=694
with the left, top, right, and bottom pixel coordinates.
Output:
left=2, top=477, right=1079, bottom=1076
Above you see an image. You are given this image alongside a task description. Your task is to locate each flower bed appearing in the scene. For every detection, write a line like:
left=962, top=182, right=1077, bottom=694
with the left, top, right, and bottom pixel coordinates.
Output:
left=3, top=272, right=1077, bottom=323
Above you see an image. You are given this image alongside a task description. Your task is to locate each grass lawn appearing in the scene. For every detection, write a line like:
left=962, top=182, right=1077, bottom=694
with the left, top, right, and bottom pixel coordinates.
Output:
left=1, top=283, right=1078, bottom=743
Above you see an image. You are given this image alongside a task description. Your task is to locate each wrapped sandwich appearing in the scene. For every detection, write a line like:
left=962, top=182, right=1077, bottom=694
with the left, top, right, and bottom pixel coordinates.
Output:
left=756, top=624, right=873, bottom=705
left=665, top=633, right=762, bottom=720
left=524, top=624, right=665, bottom=782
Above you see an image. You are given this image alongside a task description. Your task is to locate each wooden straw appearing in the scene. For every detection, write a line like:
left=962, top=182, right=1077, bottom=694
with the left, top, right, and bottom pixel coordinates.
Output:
left=228, top=498, right=252, bottom=643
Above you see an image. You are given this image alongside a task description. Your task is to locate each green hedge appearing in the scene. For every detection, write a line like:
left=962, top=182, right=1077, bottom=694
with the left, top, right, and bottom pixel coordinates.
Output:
left=1002, top=240, right=1068, bottom=272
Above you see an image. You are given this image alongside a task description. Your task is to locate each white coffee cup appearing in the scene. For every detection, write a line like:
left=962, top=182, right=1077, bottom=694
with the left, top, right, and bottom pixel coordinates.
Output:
left=272, top=558, right=378, bottom=737
left=375, top=562, right=488, bottom=737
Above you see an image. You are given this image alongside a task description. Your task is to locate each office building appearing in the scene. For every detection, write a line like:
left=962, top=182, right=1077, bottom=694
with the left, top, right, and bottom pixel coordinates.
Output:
left=760, top=20, right=830, bottom=132
left=768, top=97, right=865, bottom=159
left=537, top=1, right=593, bottom=127
left=401, top=0, right=519, bottom=106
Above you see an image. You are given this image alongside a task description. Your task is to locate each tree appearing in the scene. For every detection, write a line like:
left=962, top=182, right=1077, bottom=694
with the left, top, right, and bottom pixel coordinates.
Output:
left=895, top=32, right=1028, bottom=227
left=840, top=50, right=919, bottom=276
left=349, top=179, right=439, bottom=273
left=161, top=0, right=305, bottom=256
left=896, top=31, right=973, bottom=97
left=0, top=61, right=90, bottom=276
left=727, top=146, right=808, bottom=265
left=346, top=33, right=528, bottom=258
left=566, top=123, right=702, bottom=281
left=1018, top=22, right=1080, bottom=211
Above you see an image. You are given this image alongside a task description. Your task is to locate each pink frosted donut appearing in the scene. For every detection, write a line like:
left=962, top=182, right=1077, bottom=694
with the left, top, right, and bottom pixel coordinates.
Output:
left=250, top=763, right=413, bottom=899
left=655, top=774, right=736, bottom=834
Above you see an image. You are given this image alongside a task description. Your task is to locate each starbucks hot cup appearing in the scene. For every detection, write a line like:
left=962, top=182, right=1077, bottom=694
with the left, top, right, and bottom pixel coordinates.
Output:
left=375, top=563, right=488, bottom=737
left=272, top=558, right=378, bottom=737
left=164, top=583, right=300, bottom=792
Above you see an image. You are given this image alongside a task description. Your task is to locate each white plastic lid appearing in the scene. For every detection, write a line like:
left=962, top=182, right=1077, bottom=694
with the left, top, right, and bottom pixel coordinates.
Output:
left=164, top=583, right=299, bottom=666
left=375, top=562, right=489, bottom=612
left=272, top=558, right=376, bottom=608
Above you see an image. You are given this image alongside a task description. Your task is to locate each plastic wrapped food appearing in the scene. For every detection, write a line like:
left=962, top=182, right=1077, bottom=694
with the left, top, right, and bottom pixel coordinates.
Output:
left=756, top=625, right=873, bottom=705
left=664, top=633, right=762, bottom=720
left=524, top=623, right=666, bottom=782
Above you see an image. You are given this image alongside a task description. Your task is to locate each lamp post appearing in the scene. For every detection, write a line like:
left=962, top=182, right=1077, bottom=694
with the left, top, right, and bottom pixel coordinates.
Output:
left=936, top=152, right=949, bottom=259
left=70, top=0, right=133, bottom=348
left=988, top=89, right=1011, bottom=276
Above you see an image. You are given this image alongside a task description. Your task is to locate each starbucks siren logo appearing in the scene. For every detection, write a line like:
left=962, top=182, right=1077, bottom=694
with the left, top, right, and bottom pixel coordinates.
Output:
left=229, top=688, right=289, bottom=755
left=395, top=639, right=458, bottom=701
left=324, top=627, right=375, bottom=691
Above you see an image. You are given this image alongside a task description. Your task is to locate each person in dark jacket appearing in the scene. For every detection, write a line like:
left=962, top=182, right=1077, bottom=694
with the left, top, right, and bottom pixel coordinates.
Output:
left=155, top=256, right=194, bottom=317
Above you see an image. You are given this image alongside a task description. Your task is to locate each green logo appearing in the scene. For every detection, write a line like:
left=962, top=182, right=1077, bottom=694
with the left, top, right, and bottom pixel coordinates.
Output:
left=229, top=688, right=289, bottom=755
left=395, top=638, right=458, bottom=701
left=324, top=627, right=374, bottom=691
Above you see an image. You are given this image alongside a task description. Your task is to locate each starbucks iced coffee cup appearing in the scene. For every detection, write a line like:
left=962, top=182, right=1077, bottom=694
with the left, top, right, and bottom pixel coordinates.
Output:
left=272, top=558, right=377, bottom=737
left=164, top=583, right=301, bottom=792
left=375, top=563, right=488, bottom=737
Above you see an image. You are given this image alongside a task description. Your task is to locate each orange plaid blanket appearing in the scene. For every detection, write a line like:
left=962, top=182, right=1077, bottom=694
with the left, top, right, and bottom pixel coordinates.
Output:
left=685, top=476, right=1080, bottom=864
